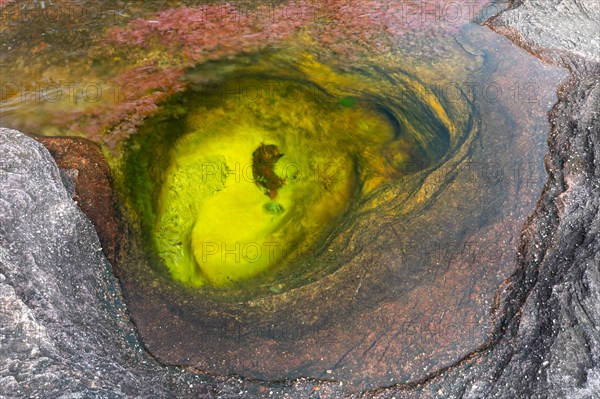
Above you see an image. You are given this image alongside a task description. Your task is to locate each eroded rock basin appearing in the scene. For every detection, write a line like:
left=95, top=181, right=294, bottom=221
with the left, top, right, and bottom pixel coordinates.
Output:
left=120, top=55, right=461, bottom=294
left=109, top=24, right=564, bottom=392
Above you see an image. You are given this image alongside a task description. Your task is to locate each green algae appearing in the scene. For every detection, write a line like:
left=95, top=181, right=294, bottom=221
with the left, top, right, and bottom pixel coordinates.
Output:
left=147, top=83, right=389, bottom=286
left=339, top=97, right=356, bottom=107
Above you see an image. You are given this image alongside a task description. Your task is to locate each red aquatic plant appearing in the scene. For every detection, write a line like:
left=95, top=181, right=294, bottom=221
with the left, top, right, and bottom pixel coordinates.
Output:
left=0, top=0, right=16, bottom=10
left=79, top=0, right=491, bottom=149
left=84, top=2, right=320, bottom=149
left=45, top=64, right=185, bottom=152
left=105, top=2, right=318, bottom=61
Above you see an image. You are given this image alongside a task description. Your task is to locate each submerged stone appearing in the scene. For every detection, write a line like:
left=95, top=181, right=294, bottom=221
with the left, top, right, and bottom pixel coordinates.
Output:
left=252, top=143, right=286, bottom=200
left=264, top=201, right=285, bottom=215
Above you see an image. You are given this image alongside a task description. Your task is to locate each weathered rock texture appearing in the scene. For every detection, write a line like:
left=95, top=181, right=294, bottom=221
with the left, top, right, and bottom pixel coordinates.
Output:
left=488, top=0, right=600, bottom=65
left=32, top=135, right=123, bottom=265
left=0, top=128, right=207, bottom=398
left=1, top=0, right=599, bottom=398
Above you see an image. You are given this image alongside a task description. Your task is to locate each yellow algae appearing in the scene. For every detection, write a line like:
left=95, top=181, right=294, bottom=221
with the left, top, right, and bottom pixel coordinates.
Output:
left=121, top=54, right=460, bottom=289
left=142, top=73, right=399, bottom=287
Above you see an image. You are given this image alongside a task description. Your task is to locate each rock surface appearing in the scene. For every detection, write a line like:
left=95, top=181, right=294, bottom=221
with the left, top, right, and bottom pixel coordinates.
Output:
left=33, top=135, right=123, bottom=265
left=1, top=0, right=599, bottom=398
left=488, top=0, right=600, bottom=65
left=0, top=128, right=206, bottom=398
left=115, top=26, right=566, bottom=391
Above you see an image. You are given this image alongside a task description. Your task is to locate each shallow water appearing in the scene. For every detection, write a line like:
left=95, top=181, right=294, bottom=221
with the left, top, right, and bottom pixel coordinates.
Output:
left=122, top=53, right=464, bottom=290
left=0, top=0, right=568, bottom=391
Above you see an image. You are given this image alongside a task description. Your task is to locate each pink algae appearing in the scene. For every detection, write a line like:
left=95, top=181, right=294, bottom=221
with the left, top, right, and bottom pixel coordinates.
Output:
left=79, top=0, right=492, bottom=149
left=105, top=2, right=318, bottom=60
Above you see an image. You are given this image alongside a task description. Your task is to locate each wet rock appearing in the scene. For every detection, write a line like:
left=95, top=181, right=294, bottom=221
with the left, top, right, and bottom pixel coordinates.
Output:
left=33, top=135, right=123, bottom=265
left=346, top=1, right=600, bottom=397
left=116, top=33, right=566, bottom=390
left=374, top=1, right=600, bottom=397
left=485, top=64, right=599, bottom=399
left=383, top=61, right=600, bottom=399
left=0, top=128, right=207, bottom=398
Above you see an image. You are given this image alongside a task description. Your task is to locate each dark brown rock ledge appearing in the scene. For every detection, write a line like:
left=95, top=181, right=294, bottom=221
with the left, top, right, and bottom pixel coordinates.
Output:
left=32, top=135, right=123, bottom=266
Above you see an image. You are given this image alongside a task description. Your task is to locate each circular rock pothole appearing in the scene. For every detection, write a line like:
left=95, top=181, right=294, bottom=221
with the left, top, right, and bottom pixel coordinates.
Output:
left=121, top=56, right=460, bottom=300
left=115, top=53, right=476, bottom=388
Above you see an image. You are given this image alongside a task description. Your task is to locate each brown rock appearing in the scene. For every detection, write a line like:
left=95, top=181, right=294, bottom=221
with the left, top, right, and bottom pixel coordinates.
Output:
left=33, top=135, right=122, bottom=265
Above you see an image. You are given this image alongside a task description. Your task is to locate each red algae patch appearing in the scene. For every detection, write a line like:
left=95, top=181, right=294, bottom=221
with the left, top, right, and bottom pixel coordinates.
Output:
left=2, top=0, right=492, bottom=152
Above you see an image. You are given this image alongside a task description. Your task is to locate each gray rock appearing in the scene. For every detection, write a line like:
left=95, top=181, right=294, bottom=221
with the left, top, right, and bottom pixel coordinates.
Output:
left=488, top=0, right=600, bottom=65
left=0, top=128, right=207, bottom=398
